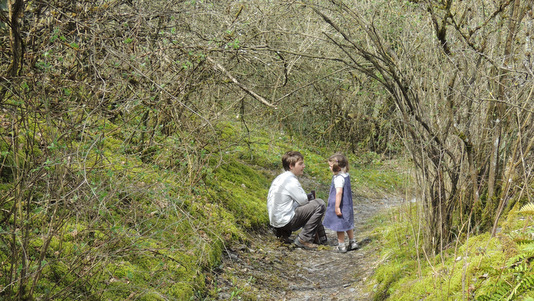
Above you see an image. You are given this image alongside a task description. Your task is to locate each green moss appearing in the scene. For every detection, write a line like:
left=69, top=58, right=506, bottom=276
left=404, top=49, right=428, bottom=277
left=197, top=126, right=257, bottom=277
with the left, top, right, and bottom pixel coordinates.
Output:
left=167, top=282, right=195, bottom=300
left=41, top=260, right=77, bottom=288
left=137, top=291, right=167, bottom=301
left=369, top=199, right=534, bottom=301
left=351, top=160, right=407, bottom=194
left=210, top=157, right=270, bottom=229
left=373, top=260, right=406, bottom=300
left=100, top=248, right=205, bottom=300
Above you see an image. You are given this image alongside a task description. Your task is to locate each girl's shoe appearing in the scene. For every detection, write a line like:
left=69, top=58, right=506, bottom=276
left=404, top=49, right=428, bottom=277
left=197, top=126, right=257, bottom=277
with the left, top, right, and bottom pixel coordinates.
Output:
left=335, top=244, right=347, bottom=253
left=348, top=240, right=360, bottom=250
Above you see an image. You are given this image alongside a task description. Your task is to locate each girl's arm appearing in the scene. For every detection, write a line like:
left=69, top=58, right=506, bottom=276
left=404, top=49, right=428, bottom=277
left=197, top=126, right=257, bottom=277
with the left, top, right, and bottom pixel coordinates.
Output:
left=335, top=187, right=343, bottom=216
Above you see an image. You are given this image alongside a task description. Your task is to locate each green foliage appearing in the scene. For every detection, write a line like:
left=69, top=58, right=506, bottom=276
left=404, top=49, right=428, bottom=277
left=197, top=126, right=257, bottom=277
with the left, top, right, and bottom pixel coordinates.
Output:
left=520, top=203, right=534, bottom=214
left=209, top=157, right=270, bottom=228
left=370, top=201, right=534, bottom=301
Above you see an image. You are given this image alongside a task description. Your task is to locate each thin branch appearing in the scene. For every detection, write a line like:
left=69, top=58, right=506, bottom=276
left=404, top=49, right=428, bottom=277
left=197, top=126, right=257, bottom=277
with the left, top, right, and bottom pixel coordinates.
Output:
left=205, top=57, right=276, bottom=108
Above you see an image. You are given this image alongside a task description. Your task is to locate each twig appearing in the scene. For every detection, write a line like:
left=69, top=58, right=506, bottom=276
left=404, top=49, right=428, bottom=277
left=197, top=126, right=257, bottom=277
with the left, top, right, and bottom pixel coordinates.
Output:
left=206, top=57, right=276, bottom=108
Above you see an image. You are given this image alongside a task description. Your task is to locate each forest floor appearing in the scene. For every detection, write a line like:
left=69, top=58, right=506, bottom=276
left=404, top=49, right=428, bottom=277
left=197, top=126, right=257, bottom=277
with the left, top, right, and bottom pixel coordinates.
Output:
left=209, top=189, right=403, bottom=301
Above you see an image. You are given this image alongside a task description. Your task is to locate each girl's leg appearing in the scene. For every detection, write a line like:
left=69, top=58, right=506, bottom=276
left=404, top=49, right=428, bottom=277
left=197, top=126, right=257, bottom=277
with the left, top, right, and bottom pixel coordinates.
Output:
left=347, top=229, right=359, bottom=250
left=335, top=231, right=348, bottom=253
left=337, top=231, right=345, bottom=243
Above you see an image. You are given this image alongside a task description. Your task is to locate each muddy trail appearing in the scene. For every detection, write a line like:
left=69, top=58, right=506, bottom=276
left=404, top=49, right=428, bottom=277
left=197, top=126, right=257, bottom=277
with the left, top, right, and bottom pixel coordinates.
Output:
left=209, top=193, right=402, bottom=301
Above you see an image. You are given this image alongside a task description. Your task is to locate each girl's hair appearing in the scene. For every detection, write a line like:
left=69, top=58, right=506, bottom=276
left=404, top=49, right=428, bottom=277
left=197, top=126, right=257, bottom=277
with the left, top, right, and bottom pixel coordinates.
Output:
left=328, top=153, right=349, bottom=173
left=282, top=151, right=304, bottom=171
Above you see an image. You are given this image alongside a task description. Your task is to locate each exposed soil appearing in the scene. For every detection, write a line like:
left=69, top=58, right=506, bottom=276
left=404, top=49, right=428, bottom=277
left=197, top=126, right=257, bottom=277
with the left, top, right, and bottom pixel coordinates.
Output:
left=209, top=192, right=403, bottom=301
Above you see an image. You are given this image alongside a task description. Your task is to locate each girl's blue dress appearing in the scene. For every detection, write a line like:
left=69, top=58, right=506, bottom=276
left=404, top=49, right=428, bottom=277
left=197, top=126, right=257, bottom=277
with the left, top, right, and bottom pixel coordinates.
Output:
left=322, top=174, right=354, bottom=231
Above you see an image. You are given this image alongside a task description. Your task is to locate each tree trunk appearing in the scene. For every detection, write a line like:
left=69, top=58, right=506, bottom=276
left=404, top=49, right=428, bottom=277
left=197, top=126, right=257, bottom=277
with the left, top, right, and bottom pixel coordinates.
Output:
left=0, top=0, right=24, bottom=103
left=489, top=0, right=526, bottom=235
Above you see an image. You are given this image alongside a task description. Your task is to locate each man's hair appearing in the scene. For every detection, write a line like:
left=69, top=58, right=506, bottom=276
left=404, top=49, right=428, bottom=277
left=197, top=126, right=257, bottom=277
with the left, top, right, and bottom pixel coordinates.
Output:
left=282, top=151, right=304, bottom=171
left=328, top=153, right=349, bottom=173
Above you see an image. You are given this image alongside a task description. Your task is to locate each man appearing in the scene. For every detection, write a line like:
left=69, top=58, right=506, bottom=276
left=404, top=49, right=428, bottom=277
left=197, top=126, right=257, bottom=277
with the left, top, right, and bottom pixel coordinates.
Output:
left=267, top=151, right=327, bottom=249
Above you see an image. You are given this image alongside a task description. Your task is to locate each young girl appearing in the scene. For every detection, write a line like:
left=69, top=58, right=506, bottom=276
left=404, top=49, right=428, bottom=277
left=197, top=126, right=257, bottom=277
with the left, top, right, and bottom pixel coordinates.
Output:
left=322, top=153, right=359, bottom=253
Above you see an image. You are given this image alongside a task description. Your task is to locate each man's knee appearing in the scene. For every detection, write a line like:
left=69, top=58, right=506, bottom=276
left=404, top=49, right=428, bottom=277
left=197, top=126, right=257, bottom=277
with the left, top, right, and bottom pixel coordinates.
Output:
left=312, top=198, right=326, bottom=212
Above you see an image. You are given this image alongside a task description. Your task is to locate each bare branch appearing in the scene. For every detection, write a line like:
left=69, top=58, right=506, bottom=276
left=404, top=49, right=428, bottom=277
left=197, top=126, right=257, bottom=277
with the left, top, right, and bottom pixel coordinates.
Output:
left=206, top=57, right=277, bottom=108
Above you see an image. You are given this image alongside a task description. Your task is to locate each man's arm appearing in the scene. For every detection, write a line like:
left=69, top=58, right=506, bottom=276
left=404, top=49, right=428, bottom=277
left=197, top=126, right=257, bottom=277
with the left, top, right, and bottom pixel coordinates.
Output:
left=286, top=175, right=309, bottom=206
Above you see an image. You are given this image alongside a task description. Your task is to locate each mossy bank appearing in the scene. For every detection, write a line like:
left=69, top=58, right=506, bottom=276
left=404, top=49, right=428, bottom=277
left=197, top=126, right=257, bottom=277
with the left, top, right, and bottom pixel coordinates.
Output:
left=1, top=118, right=407, bottom=299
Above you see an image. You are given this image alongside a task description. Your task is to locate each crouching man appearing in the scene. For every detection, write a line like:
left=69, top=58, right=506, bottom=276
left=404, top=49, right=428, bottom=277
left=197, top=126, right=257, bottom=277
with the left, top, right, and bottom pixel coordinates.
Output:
left=267, top=151, right=327, bottom=249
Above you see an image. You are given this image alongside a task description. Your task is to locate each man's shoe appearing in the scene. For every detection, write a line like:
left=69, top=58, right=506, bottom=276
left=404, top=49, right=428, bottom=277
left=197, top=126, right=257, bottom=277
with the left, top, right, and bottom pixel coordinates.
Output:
left=316, top=237, right=328, bottom=245
left=278, top=236, right=292, bottom=244
left=313, top=227, right=328, bottom=245
left=294, top=237, right=318, bottom=250
left=348, top=240, right=360, bottom=250
left=313, top=232, right=328, bottom=245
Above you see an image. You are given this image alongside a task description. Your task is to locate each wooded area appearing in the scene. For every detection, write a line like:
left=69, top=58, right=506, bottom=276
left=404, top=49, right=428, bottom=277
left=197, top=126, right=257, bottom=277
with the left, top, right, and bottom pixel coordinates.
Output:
left=1, top=0, right=533, bottom=299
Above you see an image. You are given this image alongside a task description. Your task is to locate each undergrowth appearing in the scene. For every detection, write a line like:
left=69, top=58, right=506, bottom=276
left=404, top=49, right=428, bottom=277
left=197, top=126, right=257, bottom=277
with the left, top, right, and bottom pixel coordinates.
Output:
left=0, top=114, right=407, bottom=300
left=370, top=201, right=534, bottom=300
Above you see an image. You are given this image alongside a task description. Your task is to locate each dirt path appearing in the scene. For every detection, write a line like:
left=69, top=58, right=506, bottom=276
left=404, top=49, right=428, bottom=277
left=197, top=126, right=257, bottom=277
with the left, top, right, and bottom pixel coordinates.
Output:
left=210, top=194, right=402, bottom=300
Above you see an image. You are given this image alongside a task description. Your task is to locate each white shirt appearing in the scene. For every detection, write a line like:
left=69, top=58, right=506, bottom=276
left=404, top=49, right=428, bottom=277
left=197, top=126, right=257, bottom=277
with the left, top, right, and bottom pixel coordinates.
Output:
left=333, top=172, right=349, bottom=188
left=267, top=171, right=309, bottom=228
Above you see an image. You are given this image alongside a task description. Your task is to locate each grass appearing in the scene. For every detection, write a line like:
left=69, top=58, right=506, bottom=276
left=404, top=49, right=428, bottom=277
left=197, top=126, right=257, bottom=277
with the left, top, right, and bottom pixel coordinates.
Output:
left=369, top=201, right=534, bottom=300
